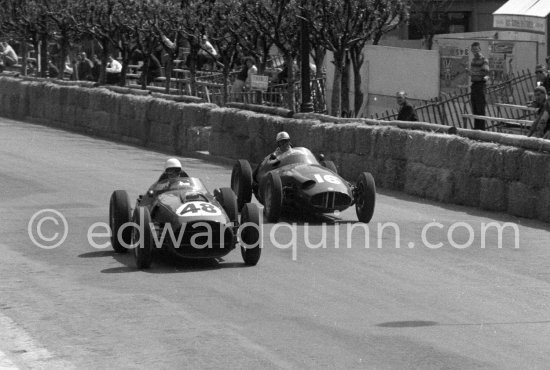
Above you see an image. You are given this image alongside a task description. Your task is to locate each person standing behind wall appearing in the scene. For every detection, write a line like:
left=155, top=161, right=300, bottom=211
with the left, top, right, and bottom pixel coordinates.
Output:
left=468, top=42, right=490, bottom=130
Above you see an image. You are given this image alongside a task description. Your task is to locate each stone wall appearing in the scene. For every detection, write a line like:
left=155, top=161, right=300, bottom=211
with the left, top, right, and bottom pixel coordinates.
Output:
left=1, top=76, right=548, bottom=223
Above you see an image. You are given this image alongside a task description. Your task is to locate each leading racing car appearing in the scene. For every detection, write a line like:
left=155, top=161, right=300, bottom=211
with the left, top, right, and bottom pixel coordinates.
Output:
left=109, top=174, right=262, bottom=269
left=230, top=147, right=376, bottom=223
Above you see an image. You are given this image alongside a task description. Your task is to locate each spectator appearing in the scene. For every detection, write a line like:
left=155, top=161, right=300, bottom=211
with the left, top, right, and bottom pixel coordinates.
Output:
left=546, top=56, right=550, bottom=73
left=197, top=35, right=218, bottom=71
left=527, top=86, right=550, bottom=139
left=77, top=52, right=94, bottom=81
left=47, top=59, right=59, bottom=78
left=535, top=64, right=550, bottom=93
left=468, top=42, right=490, bottom=130
left=0, top=41, right=18, bottom=67
left=105, top=55, right=122, bottom=84
left=396, top=91, right=418, bottom=121
left=91, top=54, right=101, bottom=82
left=231, top=56, right=257, bottom=101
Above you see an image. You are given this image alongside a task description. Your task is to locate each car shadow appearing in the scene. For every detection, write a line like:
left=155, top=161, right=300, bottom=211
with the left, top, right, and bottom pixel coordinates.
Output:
left=82, top=248, right=251, bottom=274
left=267, top=208, right=360, bottom=226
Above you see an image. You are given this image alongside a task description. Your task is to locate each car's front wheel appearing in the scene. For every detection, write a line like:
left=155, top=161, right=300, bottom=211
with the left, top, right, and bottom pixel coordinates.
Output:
left=132, top=206, right=154, bottom=269
left=216, top=187, right=238, bottom=225
left=260, top=172, right=283, bottom=223
left=355, top=172, right=376, bottom=223
left=231, top=160, right=253, bottom=211
left=240, top=203, right=262, bottom=266
left=109, top=190, right=131, bottom=253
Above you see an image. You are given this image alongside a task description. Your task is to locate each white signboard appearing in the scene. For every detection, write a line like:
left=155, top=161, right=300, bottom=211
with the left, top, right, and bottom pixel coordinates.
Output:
left=493, top=14, right=546, bottom=34
left=250, top=75, right=269, bottom=91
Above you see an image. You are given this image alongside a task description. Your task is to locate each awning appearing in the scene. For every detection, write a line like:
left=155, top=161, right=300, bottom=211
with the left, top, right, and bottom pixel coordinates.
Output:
left=493, top=0, right=550, bottom=33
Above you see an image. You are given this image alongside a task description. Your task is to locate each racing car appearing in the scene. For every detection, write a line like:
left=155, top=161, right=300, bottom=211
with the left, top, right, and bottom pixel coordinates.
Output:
left=230, top=147, right=376, bottom=223
left=109, top=174, right=262, bottom=269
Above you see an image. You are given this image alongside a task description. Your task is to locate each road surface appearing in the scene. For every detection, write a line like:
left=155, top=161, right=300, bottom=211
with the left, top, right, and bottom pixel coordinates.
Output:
left=0, top=117, right=549, bottom=369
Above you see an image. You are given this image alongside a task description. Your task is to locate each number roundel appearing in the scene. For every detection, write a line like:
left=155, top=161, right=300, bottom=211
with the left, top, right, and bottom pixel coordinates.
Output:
left=314, top=174, right=341, bottom=184
left=177, top=201, right=221, bottom=216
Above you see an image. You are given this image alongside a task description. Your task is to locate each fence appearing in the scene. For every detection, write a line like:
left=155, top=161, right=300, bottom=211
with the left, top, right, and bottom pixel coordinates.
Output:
left=371, top=70, right=537, bottom=134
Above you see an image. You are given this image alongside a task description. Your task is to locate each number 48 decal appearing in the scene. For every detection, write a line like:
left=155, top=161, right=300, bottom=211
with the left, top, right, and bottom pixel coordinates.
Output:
left=314, top=174, right=341, bottom=184
left=177, top=201, right=221, bottom=216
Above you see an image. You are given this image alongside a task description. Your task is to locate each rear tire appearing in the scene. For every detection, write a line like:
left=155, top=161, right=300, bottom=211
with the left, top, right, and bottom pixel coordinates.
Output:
left=260, top=172, right=283, bottom=223
left=217, top=187, right=238, bottom=225
left=133, top=206, right=154, bottom=269
left=231, top=160, right=253, bottom=211
left=240, top=203, right=262, bottom=266
left=109, top=190, right=131, bottom=253
left=355, top=172, right=376, bottom=223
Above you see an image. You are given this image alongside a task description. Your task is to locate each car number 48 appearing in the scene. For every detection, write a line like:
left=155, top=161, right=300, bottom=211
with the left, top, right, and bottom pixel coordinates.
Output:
left=177, top=201, right=221, bottom=216
left=314, top=174, right=341, bottom=184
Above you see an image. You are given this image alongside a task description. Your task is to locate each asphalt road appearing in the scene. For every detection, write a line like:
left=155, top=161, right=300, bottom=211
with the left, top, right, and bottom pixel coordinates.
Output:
left=1, top=117, right=549, bottom=369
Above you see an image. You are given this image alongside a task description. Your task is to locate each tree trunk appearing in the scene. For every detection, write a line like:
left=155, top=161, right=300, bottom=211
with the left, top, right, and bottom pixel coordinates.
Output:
left=330, top=50, right=345, bottom=117
left=285, top=54, right=296, bottom=111
left=313, top=47, right=326, bottom=79
left=140, top=55, right=150, bottom=90
left=341, top=51, right=351, bottom=117
left=40, top=34, right=48, bottom=78
left=165, top=55, right=173, bottom=94
left=350, top=45, right=364, bottom=117
left=188, top=43, right=199, bottom=96
left=21, top=41, right=28, bottom=76
left=99, top=40, right=109, bottom=85
left=120, top=48, right=128, bottom=87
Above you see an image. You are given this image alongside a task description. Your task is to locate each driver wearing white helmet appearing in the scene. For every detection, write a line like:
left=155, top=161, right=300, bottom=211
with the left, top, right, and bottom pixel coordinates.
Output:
left=252, top=131, right=293, bottom=183
left=159, top=158, right=189, bottom=181
left=273, top=131, right=291, bottom=156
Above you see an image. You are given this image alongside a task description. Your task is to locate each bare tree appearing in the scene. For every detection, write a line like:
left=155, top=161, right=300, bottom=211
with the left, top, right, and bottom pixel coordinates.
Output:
left=409, top=0, right=454, bottom=50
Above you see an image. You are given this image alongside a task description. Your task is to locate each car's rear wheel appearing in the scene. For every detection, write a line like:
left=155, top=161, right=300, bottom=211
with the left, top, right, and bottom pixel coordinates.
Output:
left=109, top=190, right=131, bottom=253
left=217, top=187, right=238, bottom=225
left=260, top=172, right=283, bottom=223
left=133, top=206, right=154, bottom=269
left=231, top=160, right=253, bottom=211
left=355, top=172, right=376, bottom=223
left=322, top=160, right=338, bottom=174
left=240, top=203, right=262, bottom=266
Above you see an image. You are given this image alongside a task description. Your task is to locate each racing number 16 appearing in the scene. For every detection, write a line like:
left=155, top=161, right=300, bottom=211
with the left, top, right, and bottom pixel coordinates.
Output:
left=314, top=174, right=341, bottom=184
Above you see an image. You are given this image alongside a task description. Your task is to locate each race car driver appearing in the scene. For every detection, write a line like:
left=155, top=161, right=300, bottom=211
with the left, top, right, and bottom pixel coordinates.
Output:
left=252, top=131, right=292, bottom=183
left=159, top=158, right=189, bottom=181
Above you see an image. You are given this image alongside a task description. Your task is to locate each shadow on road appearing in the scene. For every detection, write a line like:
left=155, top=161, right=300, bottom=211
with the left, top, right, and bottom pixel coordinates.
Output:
left=78, top=250, right=250, bottom=274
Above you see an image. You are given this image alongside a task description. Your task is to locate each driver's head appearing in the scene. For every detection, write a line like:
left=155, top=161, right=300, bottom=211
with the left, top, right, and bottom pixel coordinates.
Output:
left=276, top=131, right=291, bottom=152
left=164, top=158, right=182, bottom=178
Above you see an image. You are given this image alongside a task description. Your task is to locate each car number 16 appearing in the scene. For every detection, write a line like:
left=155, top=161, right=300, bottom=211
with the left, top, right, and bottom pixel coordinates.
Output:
left=314, top=174, right=341, bottom=184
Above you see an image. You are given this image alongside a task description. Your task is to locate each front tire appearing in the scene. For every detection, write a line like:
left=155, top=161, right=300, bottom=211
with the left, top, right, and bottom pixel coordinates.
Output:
left=109, top=190, right=131, bottom=253
left=260, top=172, right=283, bottom=223
left=231, top=160, right=253, bottom=211
left=240, top=203, right=262, bottom=266
left=355, top=172, right=376, bottom=223
left=132, top=206, right=154, bottom=269
left=217, top=187, right=238, bottom=225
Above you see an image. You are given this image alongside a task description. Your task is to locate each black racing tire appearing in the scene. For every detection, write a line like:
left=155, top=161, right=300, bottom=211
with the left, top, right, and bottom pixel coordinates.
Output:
left=109, top=190, right=132, bottom=253
left=260, top=172, right=283, bottom=223
left=355, top=172, right=376, bottom=223
left=322, top=160, right=338, bottom=174
left=132, top=206, right=154, bottom=269
left=217, top=187, right=238, bottom=225
left=240, top=203, right=262, bottom=266
left=231, top=160, right=253, bottom=211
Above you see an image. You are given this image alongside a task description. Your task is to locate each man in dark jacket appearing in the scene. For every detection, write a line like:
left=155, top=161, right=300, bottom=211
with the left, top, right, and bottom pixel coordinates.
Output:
left=396, top=91, right=418, bottom=121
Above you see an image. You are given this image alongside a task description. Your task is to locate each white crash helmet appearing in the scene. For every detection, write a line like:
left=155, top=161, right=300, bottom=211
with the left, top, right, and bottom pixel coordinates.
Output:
left=276, top=131, right=290, bottom=143
left=165, top=158, right=182, bottom=170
